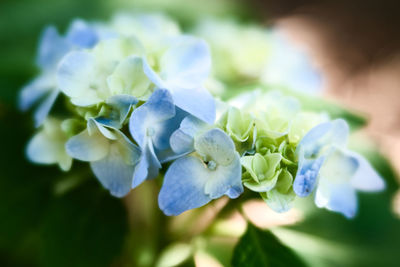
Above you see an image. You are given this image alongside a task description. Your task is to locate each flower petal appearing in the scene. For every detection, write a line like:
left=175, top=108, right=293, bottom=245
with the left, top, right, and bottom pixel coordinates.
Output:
left=315, top=183, right=357, bottom=218
left=27, top=132, right=60, bottom=164
left=204, top=154, right=243, bottom=199
left=37, top=26, right=71, bottom=70
left=65, top=128, right=109, bottom=162
left=129, top=89, right=175, bottom=147
left=293, top=156, right=325, bottom=197
left=315, top=149, right=360, bottom=218
left=348, top=151, right=386, bottom=192
left=161, top=37, right=211, bottom=89
left=194, top=128, right=236, bottom=166
left=298, top=119, right=349, bottom=158
left=158, top=156, right=212, bottom=216
left=170, top=86, right=216, bottom=124
left=152, top=107, right=187, bottom=151
left=132, top=141, right=161, bottom=188
left=66, top=19, right=99, bottom=48
left=261, top=189, right=296, bottom=213
left=142, top=58, right=166, bottom=88
left=170, top=116, right=208, bottom=155
left=91, top=133, right=140, bottom=197
left=107, top=56, right=151, bottom=98
left=19, top=74, right=54, bottom=111
left=27, top=119, right=72, bottom=171
left=34, top=89, right=59, bottom=127
left=57, top=51, right=98, bottom=103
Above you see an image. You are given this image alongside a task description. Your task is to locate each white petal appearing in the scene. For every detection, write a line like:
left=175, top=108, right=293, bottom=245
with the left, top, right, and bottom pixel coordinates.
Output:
left=57, top=51, right=97, bottom=101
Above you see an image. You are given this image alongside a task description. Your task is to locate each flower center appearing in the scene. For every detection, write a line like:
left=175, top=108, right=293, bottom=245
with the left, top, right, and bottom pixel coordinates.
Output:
left=207, top=160, right=217, bottom=171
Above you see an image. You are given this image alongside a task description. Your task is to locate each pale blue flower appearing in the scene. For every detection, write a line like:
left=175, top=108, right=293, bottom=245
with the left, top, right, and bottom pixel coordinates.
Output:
left=143, top=36, right=216, bottom=124
left=66, top=118, right=140, bottom=197
left=20, top=20, right=100, bottom=127
left=129, top=89, right=187, bottom=188
left=294, top=119, right=385, bottom=217
left=262, top=31, right=322, bottom=95
left=158, top=128, right=243, bottom=216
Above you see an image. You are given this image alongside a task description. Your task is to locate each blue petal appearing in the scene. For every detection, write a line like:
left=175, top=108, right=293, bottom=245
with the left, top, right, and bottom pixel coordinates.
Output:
left=316, top=184, right=357, bottom=218
left=298, top=119, right=349, bottom=158
left=129, top=89, right=175, bottom=147
left=34, top=89, right=59, bottom=127
left=143, top=58, right=166, bottom=88
left=170, top=116, right=207, bottom=155
left=132, top=141, right=161, bottom=188
left=293, top=156, right=325, bottom=197
left=37, top=26, right=71, bottom=70
left=66, top=19, right=99, bottom=48
left=170, top=129, right=194, bottom=155
left=294, top=119, right=350, bottom=197
left=160, top=37, right=211, bottom=89
left=171, top=86, right=216, bottom=124
left=91, top=157, right=134, bottom=197
left=348, top=151, right=386, bottom=192
left=153, top=107, right=187, bottom=151
left=19, top=74, right=54, bottom=111
left=90, top=133, right=140, bottom=198
left=204, top=155, right=243, bottom=199
left=158, top=156, right=212, bottom=216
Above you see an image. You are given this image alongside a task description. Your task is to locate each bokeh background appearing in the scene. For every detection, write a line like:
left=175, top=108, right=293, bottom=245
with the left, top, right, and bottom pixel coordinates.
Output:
left=1, top=0, right=400, bottom=266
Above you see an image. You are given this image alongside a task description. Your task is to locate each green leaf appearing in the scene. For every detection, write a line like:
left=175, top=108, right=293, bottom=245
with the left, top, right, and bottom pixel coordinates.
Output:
left=232, top=223, right=308, bottom=267
left=39, top=183, right=128, bottom=267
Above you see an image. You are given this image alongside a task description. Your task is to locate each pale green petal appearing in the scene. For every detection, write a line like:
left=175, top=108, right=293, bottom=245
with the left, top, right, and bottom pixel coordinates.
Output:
left=107, top=56, right=151, bottom=98
left=27, top=118, right=72, bottom=171
left=244, top=169, right=281, bottom=192
left=261, top=189, right=296, bottom=213
left=226, top=107, right=254, bottom=142
left=65, top=128, right=110, bottom=162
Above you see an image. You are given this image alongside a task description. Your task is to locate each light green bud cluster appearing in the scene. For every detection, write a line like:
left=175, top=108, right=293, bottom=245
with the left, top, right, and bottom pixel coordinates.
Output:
left=218, top=89, right=328, bottom=212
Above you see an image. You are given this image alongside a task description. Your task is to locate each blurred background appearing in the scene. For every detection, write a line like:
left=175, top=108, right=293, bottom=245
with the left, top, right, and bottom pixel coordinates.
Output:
left=1, top=0, right=400, bottom=266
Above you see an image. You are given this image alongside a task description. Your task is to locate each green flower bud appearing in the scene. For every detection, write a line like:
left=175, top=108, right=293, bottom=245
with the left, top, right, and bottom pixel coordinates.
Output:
left=241, top=153, right=282, bottom=192
left=223, top=107, right=254, bottom=142
left=260, top=169, right=296, bottom=212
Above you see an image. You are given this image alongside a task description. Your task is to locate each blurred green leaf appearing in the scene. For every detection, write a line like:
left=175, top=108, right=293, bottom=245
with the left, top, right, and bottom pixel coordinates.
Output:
left=284, top=144, right=400, bottom=267
left=231, top=223, right=308, bottom=267
left=40, top=183, right=128, bottom=267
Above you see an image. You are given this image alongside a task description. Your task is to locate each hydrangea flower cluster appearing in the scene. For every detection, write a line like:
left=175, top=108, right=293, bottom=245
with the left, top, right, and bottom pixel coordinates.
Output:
left=22, top=13, right=385, bottom=218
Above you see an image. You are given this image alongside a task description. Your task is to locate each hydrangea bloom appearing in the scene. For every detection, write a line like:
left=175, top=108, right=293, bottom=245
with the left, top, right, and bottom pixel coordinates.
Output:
left=129, top=89, right=187, bottom=188
left=20, top=20, right=100, bottom=127
left=22, top=14, right=385, bottom=219
left=294, top=119, right=385, bottom=217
